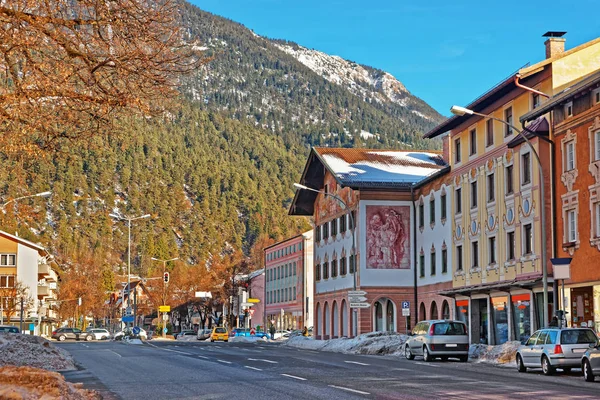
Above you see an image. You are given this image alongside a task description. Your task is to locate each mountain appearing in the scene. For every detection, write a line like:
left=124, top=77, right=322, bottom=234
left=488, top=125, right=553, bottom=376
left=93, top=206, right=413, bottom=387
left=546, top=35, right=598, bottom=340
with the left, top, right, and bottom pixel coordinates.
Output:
left=179, top=2, right=444, bottom=150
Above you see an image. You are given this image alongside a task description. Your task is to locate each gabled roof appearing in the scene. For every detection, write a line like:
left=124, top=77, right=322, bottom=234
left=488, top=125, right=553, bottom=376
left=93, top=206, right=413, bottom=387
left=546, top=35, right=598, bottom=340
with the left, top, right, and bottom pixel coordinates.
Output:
left=289, top=147, right=447, bottom=216
left=0, top=230, right=47, bottom=253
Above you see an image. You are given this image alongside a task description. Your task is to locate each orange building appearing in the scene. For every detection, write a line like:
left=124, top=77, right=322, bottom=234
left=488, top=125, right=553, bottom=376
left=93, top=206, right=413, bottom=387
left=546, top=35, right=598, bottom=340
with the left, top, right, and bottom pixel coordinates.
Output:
left=522, top=70, right=600, bottom=331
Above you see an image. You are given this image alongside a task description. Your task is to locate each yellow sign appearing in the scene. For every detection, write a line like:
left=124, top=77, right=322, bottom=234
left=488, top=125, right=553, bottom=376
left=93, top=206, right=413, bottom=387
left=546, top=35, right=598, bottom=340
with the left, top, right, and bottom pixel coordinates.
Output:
left=159, top=305, right=171, bottom=312
left=248, top=298, right=260, bottom=303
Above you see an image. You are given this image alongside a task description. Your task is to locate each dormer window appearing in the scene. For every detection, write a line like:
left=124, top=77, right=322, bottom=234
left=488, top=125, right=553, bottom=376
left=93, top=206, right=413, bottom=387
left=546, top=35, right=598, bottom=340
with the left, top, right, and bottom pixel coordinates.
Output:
left=565, top=102, right=573, bottom=118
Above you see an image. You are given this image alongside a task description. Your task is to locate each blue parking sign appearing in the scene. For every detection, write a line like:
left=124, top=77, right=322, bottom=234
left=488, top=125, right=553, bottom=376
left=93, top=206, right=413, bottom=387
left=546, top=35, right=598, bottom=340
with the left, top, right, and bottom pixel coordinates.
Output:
left=402, top=301, right=410, bottom=309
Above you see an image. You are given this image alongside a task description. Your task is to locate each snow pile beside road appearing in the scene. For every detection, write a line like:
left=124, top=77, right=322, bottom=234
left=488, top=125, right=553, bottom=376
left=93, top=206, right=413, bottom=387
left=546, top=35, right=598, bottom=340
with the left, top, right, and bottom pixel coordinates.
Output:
left=230, top=336, right=268, bottom=343
left=0, top=333, right=76, bottom=371
left=469, top=341, right=521, bottom=365
left=176, top=335, right=197, bottom=342
left=284, top=331, right=408, bottom=355
left=0, top=366, right=100, bottom=400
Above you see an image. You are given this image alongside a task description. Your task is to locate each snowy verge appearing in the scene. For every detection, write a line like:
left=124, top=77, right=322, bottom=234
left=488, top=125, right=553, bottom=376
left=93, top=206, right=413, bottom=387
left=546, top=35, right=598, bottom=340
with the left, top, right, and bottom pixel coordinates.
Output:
left=229, top=336, right=269, bottom=343
left=0, top=333, right=76, bottom=371
left=469, top=341, right=521, bottom=366
left=283, top=331, right=409, bottom=356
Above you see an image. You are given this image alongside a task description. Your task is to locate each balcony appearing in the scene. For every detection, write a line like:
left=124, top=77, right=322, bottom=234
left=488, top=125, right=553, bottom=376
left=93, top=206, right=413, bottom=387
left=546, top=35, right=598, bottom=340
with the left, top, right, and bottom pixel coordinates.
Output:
left=37, top=285, right=49, bottom=299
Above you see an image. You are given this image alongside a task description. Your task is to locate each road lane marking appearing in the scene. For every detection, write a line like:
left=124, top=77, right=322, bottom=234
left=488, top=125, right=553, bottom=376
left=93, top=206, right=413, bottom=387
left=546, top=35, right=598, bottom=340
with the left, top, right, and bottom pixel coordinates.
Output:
left=248, top=358, right=278, bottom=364
left=329, top=385, right=370, bottom=395
left=107, top=350, right=122, bottom=358
left=217, top=359, right=232, bottom=364
left=414, top=362, right=440, bottom=367
left=197, top=356, right=209, bottom=359
left=344, top=361, right=370, bottom=366
left=162, top=349, right=193, bottom=355
left=245, top=366, right=263, bottom=371
left=281, top=374, right=306, bottom=381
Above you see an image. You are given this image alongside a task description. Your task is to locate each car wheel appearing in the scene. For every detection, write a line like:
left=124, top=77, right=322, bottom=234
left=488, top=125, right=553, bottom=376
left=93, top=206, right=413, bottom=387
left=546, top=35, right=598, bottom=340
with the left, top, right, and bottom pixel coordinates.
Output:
left=211, top=339, right=214, bottom=342
left=516, top=354, right=527, bottom=373
left=423, top=346, right=432, bottom=362
left=541, top=356, right=555, bottom=376
left=225, top=340, right=228, bottom=342
left=404, top=345, right=415, bottom=360
left=58, top=335, right=66, bottom=342
left=85, top=335, right=93, bottom=341
left=583, top=359, right=595, bottom=382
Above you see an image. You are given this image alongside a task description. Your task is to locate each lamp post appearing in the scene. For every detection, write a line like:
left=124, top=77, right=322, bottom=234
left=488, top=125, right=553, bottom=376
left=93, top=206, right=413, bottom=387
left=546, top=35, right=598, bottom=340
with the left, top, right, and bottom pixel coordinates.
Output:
left=1, top=191, right=52, bottom=210
left=151, top=257, right=178, bottom=338
left=293, top=183, right=358, bottom=337
left=450, top=105, right=549, bottom=328
left=109, top=212, right=151, bottom=328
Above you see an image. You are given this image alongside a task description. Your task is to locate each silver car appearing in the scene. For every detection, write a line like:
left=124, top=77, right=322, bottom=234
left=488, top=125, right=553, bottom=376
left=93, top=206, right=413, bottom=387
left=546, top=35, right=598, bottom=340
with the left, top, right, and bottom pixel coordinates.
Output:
left=516, top=328, right=599, bottom=375
left=582, top=340, right=600, bottom=382
left=404, top=320, right=469, bottom=362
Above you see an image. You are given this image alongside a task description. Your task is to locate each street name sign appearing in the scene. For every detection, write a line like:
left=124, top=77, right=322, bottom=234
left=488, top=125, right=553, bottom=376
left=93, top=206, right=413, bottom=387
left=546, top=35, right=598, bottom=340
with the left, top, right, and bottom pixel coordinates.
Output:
left=159, top=305, right=171, bottom=312
left=248, top=298, right=261, bottom=303
left=348, top=290, right=367, bottom=296
left=122, top=315, right=134, bottom=323
left=348, top=296, right=367, bottom=303
left=350, top=302, right=370, bottom=308
left=241, top=302, right=254, bottom=308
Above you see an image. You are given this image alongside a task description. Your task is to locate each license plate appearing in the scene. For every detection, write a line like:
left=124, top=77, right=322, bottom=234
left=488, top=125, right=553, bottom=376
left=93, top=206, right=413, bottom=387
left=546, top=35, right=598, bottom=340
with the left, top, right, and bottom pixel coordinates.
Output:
left=572, top=348, right=586, bottom=353
left=446, top=344, right=458, bottom=347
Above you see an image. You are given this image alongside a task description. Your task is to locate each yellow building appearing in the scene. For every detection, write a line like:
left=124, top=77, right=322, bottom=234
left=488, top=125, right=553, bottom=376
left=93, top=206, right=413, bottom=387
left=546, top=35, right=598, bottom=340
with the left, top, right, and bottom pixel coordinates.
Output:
left=424, top=33, right=600, bottom=345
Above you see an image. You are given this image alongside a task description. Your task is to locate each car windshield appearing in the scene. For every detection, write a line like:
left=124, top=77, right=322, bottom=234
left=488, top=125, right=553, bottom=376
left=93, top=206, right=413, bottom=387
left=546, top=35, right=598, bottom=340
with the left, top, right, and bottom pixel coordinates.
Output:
left=0, top=326, right=18, bottom=333
left=561, top=329, right=598, bottom=344
left=433, top=322, right=467, bottom=335
left=215, top=328, right=226, bottom=333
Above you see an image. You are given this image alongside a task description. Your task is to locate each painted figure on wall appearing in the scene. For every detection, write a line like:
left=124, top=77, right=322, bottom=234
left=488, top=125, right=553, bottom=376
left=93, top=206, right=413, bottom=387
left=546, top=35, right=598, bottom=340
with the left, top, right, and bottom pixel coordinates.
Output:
left=366, top=205, right=410, bottom=269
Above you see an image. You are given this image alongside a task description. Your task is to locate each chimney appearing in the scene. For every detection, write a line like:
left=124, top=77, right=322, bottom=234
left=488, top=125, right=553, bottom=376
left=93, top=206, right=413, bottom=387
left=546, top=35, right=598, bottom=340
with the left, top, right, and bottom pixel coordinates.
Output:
left=543, top=31, right=566, bottom=59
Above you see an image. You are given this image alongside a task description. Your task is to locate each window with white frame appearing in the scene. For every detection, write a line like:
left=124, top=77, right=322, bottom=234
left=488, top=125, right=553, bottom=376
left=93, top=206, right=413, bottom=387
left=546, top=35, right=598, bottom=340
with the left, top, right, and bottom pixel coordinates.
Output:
left=565, top=141, right=575, bottom=171
left=567, top=209, right=577, bottom=243
left=595, top=130, right=600, bottom=161
left=0, top=275, right=15, bottom=288
left=0, top=254, right=16, bottom=266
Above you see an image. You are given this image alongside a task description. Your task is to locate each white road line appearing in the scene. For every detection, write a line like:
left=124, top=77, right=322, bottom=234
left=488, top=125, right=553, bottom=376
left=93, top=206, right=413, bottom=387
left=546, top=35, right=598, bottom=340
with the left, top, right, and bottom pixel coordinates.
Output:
left=197, top=356, right=209, bottom=359
left=280, top=374, right=306, bottom=381
left=344, top=361, right=370, bottom=366
left=414, top=362, right=440, bottom=367
left=217, top=359, right=232, bottom=364
left=245, top=366, right=263, bottom=371
left=329, top=385, right=370, bottom=395
left=247, top=358, right=278, bottom=364
left=106, top=349, right=122, bottom=358
left=162, top=349, right=193, bottom=355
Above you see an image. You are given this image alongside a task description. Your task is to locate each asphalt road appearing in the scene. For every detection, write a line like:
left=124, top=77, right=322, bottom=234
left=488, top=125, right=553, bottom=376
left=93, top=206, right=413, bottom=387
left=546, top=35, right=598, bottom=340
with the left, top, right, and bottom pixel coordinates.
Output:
left=57, top=339, right=600, bottom=400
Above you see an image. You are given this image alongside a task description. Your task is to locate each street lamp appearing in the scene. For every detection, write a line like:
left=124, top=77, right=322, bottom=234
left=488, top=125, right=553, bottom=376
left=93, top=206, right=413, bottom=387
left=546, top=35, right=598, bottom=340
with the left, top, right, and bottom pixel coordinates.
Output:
left=450, top=105, right=549, bottom=328
left=1, top=191, right=52, bottom=210
left=293, top=183, right=358, bottom=337
left=109, top=212, right=151, bottom=327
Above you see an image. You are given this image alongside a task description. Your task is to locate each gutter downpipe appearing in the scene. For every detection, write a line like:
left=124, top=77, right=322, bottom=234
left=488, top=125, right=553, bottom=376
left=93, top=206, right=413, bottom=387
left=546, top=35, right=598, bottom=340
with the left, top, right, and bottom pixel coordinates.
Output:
left=549, top=113, right=559, bottom=317
left=411, top=184, right=417, bottom=330
left=514, top=74, right=550, bottom=98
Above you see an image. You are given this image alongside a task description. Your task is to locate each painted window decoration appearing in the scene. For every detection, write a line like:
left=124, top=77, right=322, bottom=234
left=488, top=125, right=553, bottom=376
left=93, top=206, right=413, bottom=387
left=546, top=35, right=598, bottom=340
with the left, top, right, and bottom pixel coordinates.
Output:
left=567, top=209, right=577, bottom=243
left=595, top=130, right=600, bottom=161
left=365, top=205, right=410, bottom=269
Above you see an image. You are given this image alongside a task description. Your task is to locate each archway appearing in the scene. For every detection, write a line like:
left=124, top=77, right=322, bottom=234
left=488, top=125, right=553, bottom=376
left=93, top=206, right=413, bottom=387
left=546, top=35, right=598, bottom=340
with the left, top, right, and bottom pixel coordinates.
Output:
left=419, top=303, right=427, bottom=321
left=332, top=301, right=339, bottom=338
left=324, top=302, right=330, bottom=339
left=430, top=302, right=439, bottom=320
left=316, top=303, right=321, bottom=338
left=373, top=298, right=397, bottom=332
left=374, top=302, right=383, bottom=331
left=341, top=300, right=348, bottom=337
left=442, top=300, right=450, bottom=320
left=386, top=301, right=395, bottom=332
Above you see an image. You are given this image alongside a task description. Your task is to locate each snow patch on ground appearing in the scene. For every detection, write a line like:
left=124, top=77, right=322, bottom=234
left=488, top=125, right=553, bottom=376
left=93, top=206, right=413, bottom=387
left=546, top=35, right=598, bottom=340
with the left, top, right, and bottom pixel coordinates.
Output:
left=175, top=335, right=197, bottom=342
left=0, top=333, right=76, bottom=371
left=469, top=341, right=521, bottom=366
left=229, top=336, right=269, bottom=343
left=284, top=331, right=408, bottom=356
left=126, top=338, right=144, bottom=345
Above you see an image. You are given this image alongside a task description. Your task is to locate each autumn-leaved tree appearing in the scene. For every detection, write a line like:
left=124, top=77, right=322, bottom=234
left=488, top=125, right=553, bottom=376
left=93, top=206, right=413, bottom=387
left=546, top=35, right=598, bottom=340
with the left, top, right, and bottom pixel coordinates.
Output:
left=0, top=279, right=33, bottom=323
left=0, top=0, right=207, bottom=153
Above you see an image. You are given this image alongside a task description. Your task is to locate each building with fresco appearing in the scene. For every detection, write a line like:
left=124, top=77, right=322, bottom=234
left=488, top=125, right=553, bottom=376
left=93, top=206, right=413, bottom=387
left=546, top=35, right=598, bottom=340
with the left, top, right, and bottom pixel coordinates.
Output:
left=290, top=148, right=447, bottom=338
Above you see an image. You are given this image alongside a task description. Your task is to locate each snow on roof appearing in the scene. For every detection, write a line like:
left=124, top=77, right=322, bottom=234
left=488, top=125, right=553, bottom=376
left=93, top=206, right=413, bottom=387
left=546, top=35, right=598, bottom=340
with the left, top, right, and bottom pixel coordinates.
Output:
left=315, top=148, right=446, bottom=186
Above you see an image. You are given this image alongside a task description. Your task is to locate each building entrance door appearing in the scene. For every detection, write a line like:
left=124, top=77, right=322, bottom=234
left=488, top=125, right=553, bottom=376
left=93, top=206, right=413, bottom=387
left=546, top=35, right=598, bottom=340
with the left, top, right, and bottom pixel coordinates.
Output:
left=470, top=299, right=489, bottom=344
left=571, top=287, right=594, bottom=328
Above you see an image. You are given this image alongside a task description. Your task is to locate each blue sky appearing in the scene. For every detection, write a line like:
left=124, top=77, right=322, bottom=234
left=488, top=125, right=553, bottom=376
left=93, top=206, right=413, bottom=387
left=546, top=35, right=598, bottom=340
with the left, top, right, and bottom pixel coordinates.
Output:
left=192, top=0, right=599, bottom=116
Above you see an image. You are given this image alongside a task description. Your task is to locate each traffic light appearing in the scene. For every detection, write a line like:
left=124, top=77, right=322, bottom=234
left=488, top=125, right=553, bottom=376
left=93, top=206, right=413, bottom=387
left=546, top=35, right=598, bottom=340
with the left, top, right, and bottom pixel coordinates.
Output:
left=163, top=272, right=170, bottom=283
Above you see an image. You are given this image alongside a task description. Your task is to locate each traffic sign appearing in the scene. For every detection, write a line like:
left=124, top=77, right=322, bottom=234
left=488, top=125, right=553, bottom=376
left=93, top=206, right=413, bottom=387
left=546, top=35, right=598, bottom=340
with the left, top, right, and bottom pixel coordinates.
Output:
left=348, top=290, right=367, bottom=296
left=163, top=328, right=168, bottom=334
left=350, top=302, right=370, bottom=308
left=159, top=305, right=171, bottom=312
left=349, top=296, right=368, bottom=303
left=248, top=298, right=260, bottom=303
left=250, top=328, right=256, bottom=335
left=402, top=308, right=410, bottom=317
left=248, top=309, right=255, bottom=316
left=122, top=315, right=134, bottom=323
left=241, top=302, right=254, bottom=308
left=402, top=301, right=410, bottom=309
left=133, top=326, right=141, bottom=335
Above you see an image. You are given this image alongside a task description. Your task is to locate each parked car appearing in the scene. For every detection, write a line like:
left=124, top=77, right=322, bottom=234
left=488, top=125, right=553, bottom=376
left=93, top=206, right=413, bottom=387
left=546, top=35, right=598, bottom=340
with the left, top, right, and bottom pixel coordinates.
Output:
left=230, top=328, right=269, bottom=339
left=404, top=320, right=469, bottom=362
left=114, top=327, right=148, bottom=340
left=582, top=339, right=600, bottom=382
left=197, top=328, right=212, bottom=340
left=516, top=327, right=599, bottom=375
left=175, top=330, right=196, bottom=339
left=86, top=328, right=111, bottom=340
left=273, top=329, right=291, bottom=340
left=52, top=327, right=94, bottom=342
left=210, top=327, right=228, bottom=342
left=0, top=325, right=19, bottom=333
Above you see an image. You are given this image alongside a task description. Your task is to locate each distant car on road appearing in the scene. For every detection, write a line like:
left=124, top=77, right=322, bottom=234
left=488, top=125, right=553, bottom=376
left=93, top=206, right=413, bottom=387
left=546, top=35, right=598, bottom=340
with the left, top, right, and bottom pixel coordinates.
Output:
left=582, top=339, right=600, bottom=382
left=404, top=320, right=469, bottom=362
left=0, top=325, right=19, bottom=333
left=230, top=328, right=269, bottom=339
left=114, top=327, right=148, bottom=341
left=516, top=327, right=599, bottom=375
left=86, top=328, right=111, bottom=340
left=210, top=327, right=228, bottom=342
left=176, top=330, right=197, bottom=340
left=52, top=327, right=94, bottom=342
left=197, top=328, right=212, bottom=340
left=273, top=330, right=291, bottom=340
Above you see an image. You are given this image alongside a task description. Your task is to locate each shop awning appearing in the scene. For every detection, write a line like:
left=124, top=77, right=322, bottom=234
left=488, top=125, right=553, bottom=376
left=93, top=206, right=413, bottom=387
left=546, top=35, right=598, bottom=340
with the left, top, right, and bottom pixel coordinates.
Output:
left=439, top=277, right=542, bottom=297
